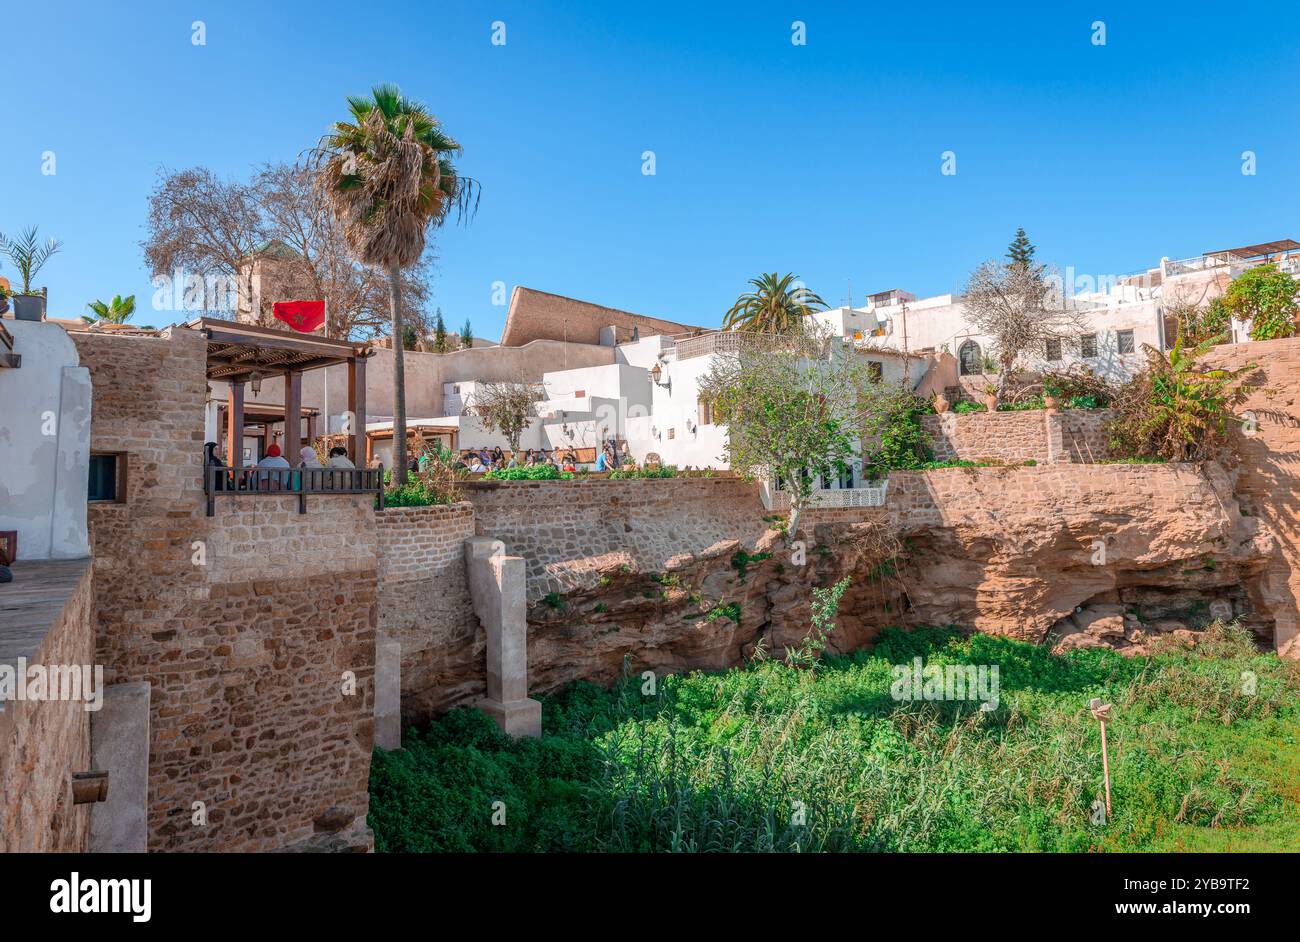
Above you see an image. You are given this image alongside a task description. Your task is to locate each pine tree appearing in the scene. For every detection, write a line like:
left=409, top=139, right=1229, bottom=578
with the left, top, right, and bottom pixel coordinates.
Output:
left=1007, top=227, right=1036, bottom=269
left=460, top=319, right=474, bottom=349
left=433, top=307, right=447, bottom=354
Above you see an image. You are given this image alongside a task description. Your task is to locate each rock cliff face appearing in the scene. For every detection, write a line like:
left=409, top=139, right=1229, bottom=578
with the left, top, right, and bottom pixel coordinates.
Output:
left=518, top=462, right=1278, bottom=697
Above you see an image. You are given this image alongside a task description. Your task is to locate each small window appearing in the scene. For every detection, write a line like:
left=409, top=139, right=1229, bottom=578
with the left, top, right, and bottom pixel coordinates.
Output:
left=88, top=453, right=124, bottom=502
left=1080, top=334, right=1098, bottom=358
left=574, top=389, right=586, bottom=398
left=697, top=398, right=713, bottom=426
left=1117, top=329, right=1135, bottom=354
left=867, top=361, right=883, bottom=383
left=666, top=428, right=675, bottom=440
left=1044, top=339, right=1062, bottom=361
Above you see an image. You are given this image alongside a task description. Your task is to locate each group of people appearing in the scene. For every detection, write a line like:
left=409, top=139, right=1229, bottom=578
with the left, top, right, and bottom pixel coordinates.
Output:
left=203, top=441, right=357, bottom=490
left=452, top=440, right=626, bottom=474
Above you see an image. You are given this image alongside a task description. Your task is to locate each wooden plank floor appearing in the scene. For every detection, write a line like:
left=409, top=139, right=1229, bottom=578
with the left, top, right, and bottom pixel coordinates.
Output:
left=0, top=558, right=91, bottom=670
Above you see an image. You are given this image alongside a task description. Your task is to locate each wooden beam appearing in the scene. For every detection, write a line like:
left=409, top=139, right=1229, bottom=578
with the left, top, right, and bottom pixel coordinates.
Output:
left=283, top=369, right=302, bottom=460
left=348, top=354, right=366, bottom=466
left=226, top=381, right=245, bottom=469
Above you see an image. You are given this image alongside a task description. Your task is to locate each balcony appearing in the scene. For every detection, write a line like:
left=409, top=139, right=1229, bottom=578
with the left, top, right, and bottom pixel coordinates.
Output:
left=204, top=465, right=385, bottom=516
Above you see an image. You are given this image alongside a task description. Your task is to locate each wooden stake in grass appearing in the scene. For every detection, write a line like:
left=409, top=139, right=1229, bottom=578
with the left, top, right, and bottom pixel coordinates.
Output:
left=1089, top=698, right=1113, bottom=819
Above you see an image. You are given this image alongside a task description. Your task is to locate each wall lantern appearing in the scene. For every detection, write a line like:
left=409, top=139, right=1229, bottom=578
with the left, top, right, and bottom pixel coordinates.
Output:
left=249, top=370, right=263, bottom=396
left=650, top=363, right=670, bottom=391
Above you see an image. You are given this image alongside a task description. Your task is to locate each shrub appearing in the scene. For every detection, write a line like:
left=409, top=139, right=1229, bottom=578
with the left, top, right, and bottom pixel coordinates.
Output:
left=861, top=387, right=933, bottom=477
left=1222, top=265, right=1300, bottom=341
left=1106, top=334, right=1255, bottom=461
left=608, top=464, right=678, bottom=479
left=483, top=464, right=573, bottom=481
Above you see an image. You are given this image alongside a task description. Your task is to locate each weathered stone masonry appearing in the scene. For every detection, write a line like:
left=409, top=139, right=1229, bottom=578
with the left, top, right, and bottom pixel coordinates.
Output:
left=72, top=328, right=377, bottom=852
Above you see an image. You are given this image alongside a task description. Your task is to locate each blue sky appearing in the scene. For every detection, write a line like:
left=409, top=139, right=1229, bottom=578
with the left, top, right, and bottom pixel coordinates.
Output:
left=4, top=0, right=1298, bottom=338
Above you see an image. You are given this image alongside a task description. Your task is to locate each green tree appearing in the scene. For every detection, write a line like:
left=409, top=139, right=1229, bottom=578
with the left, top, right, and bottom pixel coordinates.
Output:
left=460, top=318, right=474, bottom=349
left=1006, top=227, right=1036, bottom=269
left=722, top=272, right=827, bottom=334
left=433, top=307, right=448, bottom=353
left=1222, top=265, right=1300, bottom=341
left=316, top=84, right=479, bottom=484
left=699, top=324, right=884, bottom=535
left=83, top=294, right=138, bottom=324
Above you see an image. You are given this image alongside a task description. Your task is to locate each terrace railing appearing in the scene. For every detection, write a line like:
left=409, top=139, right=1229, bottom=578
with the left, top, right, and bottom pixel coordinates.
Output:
left=760, top=479, right=889, bottom=512
left=204, top=464, right=385, bottom=516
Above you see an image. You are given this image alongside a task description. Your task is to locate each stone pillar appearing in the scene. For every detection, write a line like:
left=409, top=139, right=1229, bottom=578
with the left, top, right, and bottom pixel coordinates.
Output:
left=89, top=682, right=151, bottom=853
left=375, top=640, right=402, bottom=750
left=465, top=537, right=542, bottom=738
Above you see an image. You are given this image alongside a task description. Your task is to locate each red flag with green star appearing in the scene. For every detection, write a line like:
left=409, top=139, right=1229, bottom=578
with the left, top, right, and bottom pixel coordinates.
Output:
left=272, top=300, right=326, bottom=333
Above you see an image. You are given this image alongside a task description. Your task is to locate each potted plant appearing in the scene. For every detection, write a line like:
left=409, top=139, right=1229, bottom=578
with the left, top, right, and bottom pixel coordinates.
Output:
left=0, top=280, right=9, bottom=316
left=1042, top=377, right=1063, bottom=415
left=933, top=391, right=951, bottom=413
left=0, top=226, right=62, bottom=321
left=982, top=382, right=999, bottom=412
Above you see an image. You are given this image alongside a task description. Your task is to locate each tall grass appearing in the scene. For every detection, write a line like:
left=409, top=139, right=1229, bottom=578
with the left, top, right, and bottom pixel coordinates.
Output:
left=369, top=622, right=1299, bottom=852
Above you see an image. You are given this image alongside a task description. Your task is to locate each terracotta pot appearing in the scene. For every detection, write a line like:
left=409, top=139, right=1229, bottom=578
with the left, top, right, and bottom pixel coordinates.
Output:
left=983, top=394, right=998, bottom=412
left=1044, top=394, right=1060, bottom=415
left=933, top=394, right=950, bottom=414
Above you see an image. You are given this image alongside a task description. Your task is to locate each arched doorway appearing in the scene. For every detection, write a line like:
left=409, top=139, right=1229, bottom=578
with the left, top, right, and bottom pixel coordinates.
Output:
left=958, top=340, right=982, bottom=376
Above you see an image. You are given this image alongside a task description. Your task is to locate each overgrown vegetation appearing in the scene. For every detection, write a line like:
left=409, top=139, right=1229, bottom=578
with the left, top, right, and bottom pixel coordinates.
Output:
left=370, top=621, right=1298, bottom=852
left=608, top=464, right=679, bottom=479
left=860, top=386, right=932, bottom=479
left=1107, top=333, right=1255, bottom=462
left=1223, top=264, right=1300, bottom=341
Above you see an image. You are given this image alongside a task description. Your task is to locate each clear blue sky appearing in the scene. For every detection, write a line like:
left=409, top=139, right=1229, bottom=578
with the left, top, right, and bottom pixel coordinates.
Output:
left=4, top=0, right=1298, bottom=339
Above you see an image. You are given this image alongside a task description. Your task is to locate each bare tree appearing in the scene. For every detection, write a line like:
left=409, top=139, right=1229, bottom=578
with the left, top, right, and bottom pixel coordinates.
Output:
left=142, top=163, right=433, bottom=339
left=963, top=259, right=1089, bottom=397
left=468, top=382, right=543, bottom=453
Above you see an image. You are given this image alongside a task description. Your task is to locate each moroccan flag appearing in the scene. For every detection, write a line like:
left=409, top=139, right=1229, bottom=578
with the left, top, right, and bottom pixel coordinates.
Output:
left=272, top=300, right=326, bottom=333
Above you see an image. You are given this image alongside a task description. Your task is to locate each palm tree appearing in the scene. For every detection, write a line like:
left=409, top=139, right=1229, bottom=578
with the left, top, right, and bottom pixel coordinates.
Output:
left=316, top=84, right=478, bottom=484
left=722, top=273, right=827, bottom=334
left=83, top=294, right=137, bottom=324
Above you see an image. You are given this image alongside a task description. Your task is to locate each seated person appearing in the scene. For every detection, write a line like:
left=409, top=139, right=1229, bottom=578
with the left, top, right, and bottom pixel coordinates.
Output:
left=326, top=446, right=355, bottom=469
left=256, top=443, right=292, bottom=489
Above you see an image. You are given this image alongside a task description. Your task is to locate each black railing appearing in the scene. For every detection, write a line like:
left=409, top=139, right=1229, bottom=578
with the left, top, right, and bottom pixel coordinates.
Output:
left=204, top=464, right=385, bottom=516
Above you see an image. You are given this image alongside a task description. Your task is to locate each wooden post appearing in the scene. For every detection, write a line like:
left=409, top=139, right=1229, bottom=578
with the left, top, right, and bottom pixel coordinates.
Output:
left=348, top=354, right=367, bottom=466
left=227, top=381, right=245, bottom=471
left=306, top=412, right=317, bottom=447
left=284, top=368, right=302, bottom=460
left=1090, top=698, right=1113, bottom=819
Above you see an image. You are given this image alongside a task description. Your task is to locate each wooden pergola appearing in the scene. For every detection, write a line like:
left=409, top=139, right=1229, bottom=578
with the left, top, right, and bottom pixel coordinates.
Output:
left=184, top=318, right=371, bottom=465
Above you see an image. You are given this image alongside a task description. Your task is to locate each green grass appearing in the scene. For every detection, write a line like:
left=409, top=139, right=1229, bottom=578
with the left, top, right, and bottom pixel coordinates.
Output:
left=368, top=623, right=1299, bottom=852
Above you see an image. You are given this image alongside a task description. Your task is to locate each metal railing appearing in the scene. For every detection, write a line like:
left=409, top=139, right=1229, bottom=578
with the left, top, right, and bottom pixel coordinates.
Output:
left=204, top=464, right=385, bottom=516
left=761, top=479, right=889, bottom=512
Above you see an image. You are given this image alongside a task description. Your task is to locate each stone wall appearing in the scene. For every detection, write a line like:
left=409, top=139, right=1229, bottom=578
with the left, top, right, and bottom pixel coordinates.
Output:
left=0, top=560, right=94, bottom=852
left=376, top=502, right=481, bottom=722
left=464, top=477, right=769, bottom=601
left=72, top=327, right=378, bottom=852
left=921, top=408, right=1113, bottom=464
left=922, top=410, right=1050, bottom=464
left=1203, top=337, right=1300, bottom=657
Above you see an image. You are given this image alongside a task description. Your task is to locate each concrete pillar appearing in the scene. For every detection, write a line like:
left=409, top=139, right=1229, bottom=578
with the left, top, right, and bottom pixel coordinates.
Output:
left=465, top=537, right=542, bottom=738
left=89, top=682, right=150, bottom=853
left=375, top=640, right=402, bottom=750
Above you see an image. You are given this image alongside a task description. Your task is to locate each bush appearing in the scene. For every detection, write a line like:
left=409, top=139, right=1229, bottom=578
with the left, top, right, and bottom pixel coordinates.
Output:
left=483, top=464, right=573, bottom=480
left=608, top=464, right=678, bottom=479
left=1222, top=265, right=1300, bottom=341
left=1106, top=334, right=1255, bottom=461
left=861, top=388, right=933, bottom=477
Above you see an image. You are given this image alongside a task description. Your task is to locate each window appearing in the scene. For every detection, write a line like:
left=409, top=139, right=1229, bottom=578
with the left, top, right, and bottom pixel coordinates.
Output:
left=697, top=398, right=713, bottom=426
left=1044, top=339, right=1062, bottom=361
left=1117, top=329, right=1135, bottom=354
left=574, top=389, right=586, bottom=398
left=1080, top=334, right=1098, bottom=358
left=958, top=340, right=982, bottom=376
left=88, top=453, right=124, bottom=502
left=666, top=428, right=675, bottom=440
left=867, top=361, right=883, bottom=383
